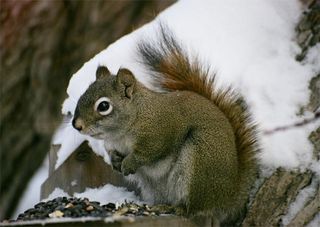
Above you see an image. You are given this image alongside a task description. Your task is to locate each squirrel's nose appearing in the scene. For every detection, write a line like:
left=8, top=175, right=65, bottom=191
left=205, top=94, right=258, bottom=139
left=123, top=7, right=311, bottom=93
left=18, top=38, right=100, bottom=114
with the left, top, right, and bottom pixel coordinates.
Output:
left=72, top=118, right=84, bottom=131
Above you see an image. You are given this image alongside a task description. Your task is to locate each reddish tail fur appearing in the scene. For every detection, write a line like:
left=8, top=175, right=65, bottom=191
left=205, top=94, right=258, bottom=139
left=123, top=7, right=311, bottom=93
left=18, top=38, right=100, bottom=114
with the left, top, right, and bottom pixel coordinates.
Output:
left=138, top=25, right=258, bottom=200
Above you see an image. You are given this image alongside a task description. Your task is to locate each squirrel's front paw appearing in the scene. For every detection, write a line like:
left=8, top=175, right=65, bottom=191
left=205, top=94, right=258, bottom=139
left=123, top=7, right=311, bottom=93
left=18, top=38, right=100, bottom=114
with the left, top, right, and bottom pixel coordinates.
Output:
left=110, top=150, right=125, bottom=172
left=121, top=154, right=139, bottom=176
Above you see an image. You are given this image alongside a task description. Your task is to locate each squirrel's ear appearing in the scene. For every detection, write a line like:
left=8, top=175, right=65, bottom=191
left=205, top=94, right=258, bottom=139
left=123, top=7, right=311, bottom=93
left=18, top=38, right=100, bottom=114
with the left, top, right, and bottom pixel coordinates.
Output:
left=116, top=68, right=136, bottom=99
left=96, top=66, right=110, bottom=80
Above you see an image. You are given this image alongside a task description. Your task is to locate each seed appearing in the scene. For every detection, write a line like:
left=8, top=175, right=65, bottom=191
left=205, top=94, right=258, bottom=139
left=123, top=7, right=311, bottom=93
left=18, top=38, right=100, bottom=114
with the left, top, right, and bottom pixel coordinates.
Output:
left=86, top=205, right=94, bottom=211
left=48, top=210, right=64, bottom=218
left=13, top=197, right=179, bottom=222
left=65, top=203, right=74, bottom=209
left=114, top=207, right=129, bottom=216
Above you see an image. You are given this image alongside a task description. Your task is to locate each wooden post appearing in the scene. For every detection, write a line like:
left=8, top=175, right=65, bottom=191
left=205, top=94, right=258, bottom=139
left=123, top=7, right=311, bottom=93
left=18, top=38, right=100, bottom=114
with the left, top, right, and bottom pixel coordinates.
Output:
left=41, top=141, right=131, bottom=200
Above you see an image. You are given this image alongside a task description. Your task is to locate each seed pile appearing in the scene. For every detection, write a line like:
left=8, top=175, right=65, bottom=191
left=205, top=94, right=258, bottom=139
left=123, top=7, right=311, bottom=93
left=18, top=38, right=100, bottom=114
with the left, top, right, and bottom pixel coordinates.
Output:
left=12, top=197, right=176, bottom=222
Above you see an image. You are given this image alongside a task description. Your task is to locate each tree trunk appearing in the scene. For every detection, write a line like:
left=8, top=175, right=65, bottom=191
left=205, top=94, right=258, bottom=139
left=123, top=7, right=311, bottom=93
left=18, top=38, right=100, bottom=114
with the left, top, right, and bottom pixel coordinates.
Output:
left=242, top=169, right=318, bottom=227
left=0, top=0, right=175, bottom=220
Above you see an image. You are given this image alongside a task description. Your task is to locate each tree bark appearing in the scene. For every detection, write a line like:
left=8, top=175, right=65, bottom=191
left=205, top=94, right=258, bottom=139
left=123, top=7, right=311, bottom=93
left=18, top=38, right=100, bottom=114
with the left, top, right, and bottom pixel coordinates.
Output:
left=242, top=169, right=317, bottom=227
left=0, top=0, right=175, bottom=220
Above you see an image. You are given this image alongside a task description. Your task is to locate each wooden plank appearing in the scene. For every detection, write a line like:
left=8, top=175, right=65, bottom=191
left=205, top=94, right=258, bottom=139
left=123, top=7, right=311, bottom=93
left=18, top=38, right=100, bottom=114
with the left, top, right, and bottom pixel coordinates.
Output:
left=0, top=216, right=201, bottom=227
left=41, top=142, right=134, bottom=199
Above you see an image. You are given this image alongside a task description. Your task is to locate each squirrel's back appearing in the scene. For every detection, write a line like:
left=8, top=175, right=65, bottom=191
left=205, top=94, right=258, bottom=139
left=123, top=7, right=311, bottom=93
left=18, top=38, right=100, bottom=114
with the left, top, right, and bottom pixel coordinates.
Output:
left=138, top=25, right=258, bottom=220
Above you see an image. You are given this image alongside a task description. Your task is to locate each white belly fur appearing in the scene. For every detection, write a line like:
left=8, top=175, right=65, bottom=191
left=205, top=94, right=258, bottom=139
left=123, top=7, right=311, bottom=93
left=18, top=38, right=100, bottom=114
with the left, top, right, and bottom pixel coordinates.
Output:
left=127, top=145, right=194, bottom=206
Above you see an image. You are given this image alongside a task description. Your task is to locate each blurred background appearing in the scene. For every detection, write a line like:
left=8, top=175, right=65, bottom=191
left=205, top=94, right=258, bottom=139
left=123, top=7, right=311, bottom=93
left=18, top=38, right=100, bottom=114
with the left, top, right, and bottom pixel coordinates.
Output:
left=0, top=0, right=175, bottom=219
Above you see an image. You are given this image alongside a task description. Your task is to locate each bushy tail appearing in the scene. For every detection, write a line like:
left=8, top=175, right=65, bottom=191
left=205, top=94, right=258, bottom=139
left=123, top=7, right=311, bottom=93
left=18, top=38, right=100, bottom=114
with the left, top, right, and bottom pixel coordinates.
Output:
left=137, top=24, right=258, bottom=187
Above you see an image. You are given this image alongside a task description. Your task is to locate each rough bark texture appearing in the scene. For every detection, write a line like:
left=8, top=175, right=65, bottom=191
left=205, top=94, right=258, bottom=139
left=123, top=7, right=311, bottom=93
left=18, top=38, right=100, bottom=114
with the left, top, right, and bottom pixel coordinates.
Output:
left=241, top=1, right=320, bottom=226
left=287, top=185, right=320, bottom=227
left=242, top=169, right=314, bottom=226
left=0, top=0, right=174, bottom=220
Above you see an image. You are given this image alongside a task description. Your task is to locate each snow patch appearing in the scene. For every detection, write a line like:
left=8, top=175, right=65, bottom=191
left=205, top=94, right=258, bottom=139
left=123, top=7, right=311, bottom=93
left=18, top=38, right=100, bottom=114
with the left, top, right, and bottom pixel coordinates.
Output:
left=74, top=185, right=140, bottom=205
left=307, top=213, right=320, bottom=227
left=53, top=123, right=107, bottom=169
left=282, top=179, right=319, bottom=225
left=13, top=160, right=48, bottom=218
left=42, top=188, right=70, bottom=202
left=40, top=185, right=140, bottom=205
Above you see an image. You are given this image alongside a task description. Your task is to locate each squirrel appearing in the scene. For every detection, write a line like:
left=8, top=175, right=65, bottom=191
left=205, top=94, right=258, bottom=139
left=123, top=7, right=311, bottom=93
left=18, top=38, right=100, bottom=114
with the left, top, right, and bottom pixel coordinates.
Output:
left=72, top=27, right=258, bottom=224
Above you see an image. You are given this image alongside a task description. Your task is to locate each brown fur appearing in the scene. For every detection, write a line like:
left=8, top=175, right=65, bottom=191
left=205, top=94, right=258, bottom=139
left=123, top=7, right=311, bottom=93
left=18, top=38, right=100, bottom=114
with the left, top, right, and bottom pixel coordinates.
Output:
left=73, top=26, right=258, bottom=225
left=138, top=25, right=258, bottom=221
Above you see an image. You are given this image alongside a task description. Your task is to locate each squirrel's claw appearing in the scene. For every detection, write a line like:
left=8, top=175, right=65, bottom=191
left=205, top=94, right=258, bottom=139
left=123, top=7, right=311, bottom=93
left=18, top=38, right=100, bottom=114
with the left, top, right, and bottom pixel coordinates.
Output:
left=121, top=153, right=139, bottom=176
left=110, top=150, right=125, bottom=172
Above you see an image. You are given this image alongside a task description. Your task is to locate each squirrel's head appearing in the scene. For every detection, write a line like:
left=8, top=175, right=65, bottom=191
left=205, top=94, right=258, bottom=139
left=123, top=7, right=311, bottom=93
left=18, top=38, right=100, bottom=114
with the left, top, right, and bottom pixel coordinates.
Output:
left=72, top=66, right=138, bottom=139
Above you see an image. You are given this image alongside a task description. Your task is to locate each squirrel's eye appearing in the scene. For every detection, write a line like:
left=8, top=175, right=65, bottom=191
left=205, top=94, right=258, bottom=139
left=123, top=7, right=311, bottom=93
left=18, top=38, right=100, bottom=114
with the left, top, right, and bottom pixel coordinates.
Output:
left=94, top=97, right=113, bottom=116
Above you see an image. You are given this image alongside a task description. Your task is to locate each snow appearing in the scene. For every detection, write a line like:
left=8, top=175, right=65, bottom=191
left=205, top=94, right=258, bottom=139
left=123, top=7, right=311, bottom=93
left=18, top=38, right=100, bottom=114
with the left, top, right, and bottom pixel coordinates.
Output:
left=282, top=178, right=318, bottom=225
left=14, top=0, right=320, bottom=221
left=13, top=160, right=48, bottom=218
left=307, top=213, right=320, bottom=227
left=42, top=188, right=69, bottom=202
left=73, top=185, right=139, bottom=205
left=52, top=120, right=109, bottom=169
left=42, top=184, right=139, bottom=205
